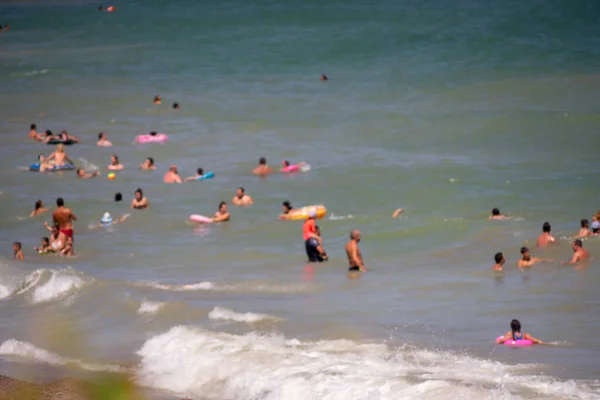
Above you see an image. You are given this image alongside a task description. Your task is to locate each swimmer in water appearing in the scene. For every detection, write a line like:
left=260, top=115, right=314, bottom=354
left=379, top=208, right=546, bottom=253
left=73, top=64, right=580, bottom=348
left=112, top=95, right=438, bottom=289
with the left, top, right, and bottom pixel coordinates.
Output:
left=44, top=223, right=66, bottom=252
left=320, top=74, right=328, bottom=81
left=279, top=201, right=294, bottom=220
left=43, top=130, right=56, bottom=144
left=575, top=219, right=593, bottom=239
left=163, top=165, right=182, bottom=183
left=172, top=102, right=180, bottom=110
left=114, top=192, right=122, bottom=202
left=492, top=252, right=504, bottom=271
left=281, top=160, right=308, bottom=172
left=591, top=215, right=600, bottom=234
left=97, top=132, right=113, bottom=147
left=153, top=95, right=161, bottom=105
left=306, top=225, right=328, bottom=262
left=35, top=237, right=53, bottom=254
left=28, top=124, right=42, bottom=141
left=212, top=201, right=230, bottom=222
left=45, top=143, right=74, bottom=168
left=184, top=168, right=206, bottom=182
left=30, top=200, right=49, bottom=217
left=489, top=207, right=509, bottom=220
left=392, top=208, right=404, bottom=218
left=232, top=187, right=254, bottom=206
left=130, top=188, right=149, bottom=210
left=13, top=242, right=24, bottom=260
left=108, top=155, right=124, bottom=171
left=59, top=130, right=80, bottom=143
left=517, top=247, right=553, bottom=269
left=496, top=319, right=543, bottom=344
left=76, top=168, right=100, bottom=179
left=536, top=222, right=557, bottom=247
left=139, top=157, right=156, bottom=170
left=253, top=157, right=274, bottom=175
left=60, top=236, right=75, bottom=257
left=562, top=239, right=590, bottom=265
left=346, top=229, right=365, bottom=277
left=91, top=212, right=129, bottom=229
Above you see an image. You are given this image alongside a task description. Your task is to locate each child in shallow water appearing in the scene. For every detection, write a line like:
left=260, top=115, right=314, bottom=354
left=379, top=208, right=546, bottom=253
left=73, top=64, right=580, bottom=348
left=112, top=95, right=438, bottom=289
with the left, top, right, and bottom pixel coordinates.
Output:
left=496, top=319, right=543, bottom=344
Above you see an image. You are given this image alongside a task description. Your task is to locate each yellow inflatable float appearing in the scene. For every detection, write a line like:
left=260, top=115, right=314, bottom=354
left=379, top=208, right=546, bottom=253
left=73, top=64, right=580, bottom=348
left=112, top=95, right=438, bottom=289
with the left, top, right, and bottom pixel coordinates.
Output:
left=288, top=205, right=327, bottom=220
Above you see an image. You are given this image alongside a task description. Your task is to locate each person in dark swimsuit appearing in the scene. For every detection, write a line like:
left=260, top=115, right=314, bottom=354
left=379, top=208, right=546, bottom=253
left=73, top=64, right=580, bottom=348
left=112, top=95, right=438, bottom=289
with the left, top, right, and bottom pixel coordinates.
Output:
left=306, top=225, right=328, bottom=262
left=496, top=319, right=543, bottom=344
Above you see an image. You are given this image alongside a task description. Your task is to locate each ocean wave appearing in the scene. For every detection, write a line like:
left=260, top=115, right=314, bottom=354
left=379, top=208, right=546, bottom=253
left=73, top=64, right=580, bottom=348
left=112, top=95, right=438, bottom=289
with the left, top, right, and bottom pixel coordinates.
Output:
left=136, top=280, right=316, bottom=294
left=208, top=307, right=281, bottom=324
left=138, top=300, right=165, bottom=315
left=136, top=326, right=600, bottom=400
left=0, top=339, right=125, bottom=373
left=0, top=268, right=89, bottom=305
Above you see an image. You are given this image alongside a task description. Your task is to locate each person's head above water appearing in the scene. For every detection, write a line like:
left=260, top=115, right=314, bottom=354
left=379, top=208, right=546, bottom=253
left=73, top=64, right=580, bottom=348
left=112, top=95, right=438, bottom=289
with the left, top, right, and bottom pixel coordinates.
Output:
left=98, top=132, right=106, bottom=140
left=35, top=200, right=43, bottom=210
left=169, top=165, right=178, bottom=173
left=494, top=252, right=504, bottom=264
left=56, top=197, right=64, bottom=207
left=510, top=319, right=521, bottom=339
left=101, top=212, right=112, bottom=225
left=542, top=222, right=551, bottom=233
left=30, top=123, right=36, bottom=130
left=197, top=168, right=204, bottom=176
left=282, top=201, right=292, bottom=212
left=259, top=157, right=267, bottom=165
left=237, top=187, right=245, bottom=197
left=56, top=143, right=65, bottom=153
left=150, top=131, right=157, bottom=136
left=581, top=219, right=589, bottom=228
left=172, top=102, right=179, bottom=109
left=147, top=157, right=154, bottom=166
left=350, top=229, right=361, bottom=241
left=153, top=95, right=161, bottom=104
left=520, top=247, right=530, bottom=260
left=114, top=192, right=122, bottom=202
left=320, top=74, right=328, bottom=81
left=42, top=237, right=49, bottom=245
left=492, top=208, right=500, bottom=216
left=135, top=188, right=143, bottom=199
left=60, top=130, right=69, bottom=139
left=76, top=168, right=84, bottom=177
left=46, top=130, right=52, bottom=136
left=218, top=201, right=227, bottom=212
left=282, top=160, right=290, bottom=167
left=573, top=239, right=583, bottom=249
left=111, top=155, right=119, bottom=165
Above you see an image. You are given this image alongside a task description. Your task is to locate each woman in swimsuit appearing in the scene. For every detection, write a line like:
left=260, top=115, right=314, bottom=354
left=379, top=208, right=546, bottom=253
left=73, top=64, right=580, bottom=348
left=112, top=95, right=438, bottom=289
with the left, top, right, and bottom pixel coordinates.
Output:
left=45, top=143, right=74, bottom=167
left=60, top=130, right=80, bottom=143
left=278, top=201, right=294, bottom=220
left=108, top=155, right=124, bottom=171
left=130, top=188, right=149, bottom=210
left=30, top=200, right=49, bottom=217
left=496, top=319, right=543, bottom=344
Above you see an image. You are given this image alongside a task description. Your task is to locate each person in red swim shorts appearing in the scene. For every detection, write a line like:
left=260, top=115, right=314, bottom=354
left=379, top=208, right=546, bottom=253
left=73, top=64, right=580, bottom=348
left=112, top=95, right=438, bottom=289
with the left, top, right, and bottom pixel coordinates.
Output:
left=52, top=197, right=76, bottom=238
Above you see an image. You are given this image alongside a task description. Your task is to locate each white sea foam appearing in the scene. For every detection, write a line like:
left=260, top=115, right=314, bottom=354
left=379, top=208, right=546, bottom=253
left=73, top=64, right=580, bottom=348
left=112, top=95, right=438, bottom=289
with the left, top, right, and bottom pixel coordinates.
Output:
left=31, top=269, right=86, bottom=304
left=328, top=213, right=354, bottom=220
left=138, top=300, right=165, bottom=315
left=136, top=326, right=600, bottom=400
left=0, top=339, right=125, bottom=373
left=208, top=307, right=281, bottom=324
left=136, top=280, right=315, bottom=294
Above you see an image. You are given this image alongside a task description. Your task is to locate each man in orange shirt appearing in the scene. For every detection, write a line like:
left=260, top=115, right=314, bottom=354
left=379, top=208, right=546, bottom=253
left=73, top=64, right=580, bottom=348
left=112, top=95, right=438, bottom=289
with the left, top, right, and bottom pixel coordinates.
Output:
left=303, top=210, right=323, bottom=261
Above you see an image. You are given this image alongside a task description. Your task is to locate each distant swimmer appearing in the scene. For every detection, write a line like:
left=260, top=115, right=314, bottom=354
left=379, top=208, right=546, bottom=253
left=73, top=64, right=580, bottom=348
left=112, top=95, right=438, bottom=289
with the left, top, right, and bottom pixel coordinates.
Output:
left=496, top=319, right=543, bottom=345
left=108, top=155, right=124, bottom=171
left=562, top=239, right=590, bottom=265
left=212, top=201, right=230, bottom=222
left=131, top=188, right=149, bottom=210
left=97, top=132, right=113, bottom=147
left=106, top=5, right=114, bottom=12
left=536, top=222, right=557, bottom=247
left=163, top=165, right=182, bottom=183
left=60, top=236, right=75, bottom=257
left=232, top=187, right=254, bottom=206
left=76, top=168, right=100, bottom=179
left=489, top=208, right=509, bottom=220
left=30, top=200, right=49, bottom=217
left=306, top=225, right=328, bottom=263
left=44, top=223, right=66, bottom=251
left=28, top=124, right=42, bottom=141
left=392, top=208, right=404, bottom=218
left=592, top=215, right=600, bottom=234
left=35, top=237, right=53, bottom=254
left=52, top=197, right=76, bottom=238
left=153, top=95, right=161, bottom=105
left=91, top=212, right=129, bottom=229
left=98, top=5, right=103, bottom=11
left=279, top=201, right=294, bottom=220
left=184, top=168, right=205, bottom=182
left=43, top=130, right=55, bottom=144
left=575, top=219, right=593, bottom=239
left=46, top=143, right=74, bottom=167
left=253, top=157, right=273, bottom=175
left=320, top=74, right=328, bottom=81
left=346, top=229, right=365, bottom=277
left=172, top=102, right=180, bottom=110
left=114, top=192, right=122, bottom=202
left=517, top=247, right=553, bottom=269
left=281, top=160, right=308, bottom=172
left=492, top=252, right=505, bottom=271
left=60, top=130, right=80, bottom=143
left=13, top=242, right=24, bottom=260
left=139, top=157, right=156, bottom=170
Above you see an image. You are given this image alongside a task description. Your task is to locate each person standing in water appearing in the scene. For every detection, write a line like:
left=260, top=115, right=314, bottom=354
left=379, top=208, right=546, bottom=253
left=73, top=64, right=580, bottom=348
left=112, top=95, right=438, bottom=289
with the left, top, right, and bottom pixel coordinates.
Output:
left=130, top=188, right=149, bottom=210
left=13, top=242, right=24, bottom=260
left=536, top=222, right=557, bottom=247
left=346, top=230, right=365, bottom=277
left=52, top=198, right=76, bottom=238
left=496, top=319, right=543, bottom=344
left=163, top=165, right=182, bottom=183
left=212, top=201, right=230, bottom=222
left=492, top=252, right=505, bottom=271
left=562, top=239, right=590, bottom=265
left=231, top=187, right=254, bottom=206
left=302, top=210, right=322, bottom=253
left=253, top=157, right=273, bottom=175
left=517, top=247, right=553, bottom=269
left=30, top=200, right=49, bottom=217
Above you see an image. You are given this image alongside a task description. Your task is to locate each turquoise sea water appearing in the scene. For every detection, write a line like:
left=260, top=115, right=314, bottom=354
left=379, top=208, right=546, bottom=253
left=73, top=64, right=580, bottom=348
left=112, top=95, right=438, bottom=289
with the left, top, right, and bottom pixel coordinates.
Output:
left=1, top=0, right=600, bottom=398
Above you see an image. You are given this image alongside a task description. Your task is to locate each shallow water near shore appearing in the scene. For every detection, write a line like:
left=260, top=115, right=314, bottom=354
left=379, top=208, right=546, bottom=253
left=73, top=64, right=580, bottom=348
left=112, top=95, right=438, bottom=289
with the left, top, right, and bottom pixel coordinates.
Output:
left=1, top=0, right=600, bottom=398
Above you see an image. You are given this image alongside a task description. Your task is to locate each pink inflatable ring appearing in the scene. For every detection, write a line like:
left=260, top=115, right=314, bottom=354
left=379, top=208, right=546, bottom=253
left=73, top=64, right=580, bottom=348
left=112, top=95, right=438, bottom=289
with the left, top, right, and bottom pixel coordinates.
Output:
left=136, top=133, right=168, bottom=144
left=496, top=336, right=533, bottom=347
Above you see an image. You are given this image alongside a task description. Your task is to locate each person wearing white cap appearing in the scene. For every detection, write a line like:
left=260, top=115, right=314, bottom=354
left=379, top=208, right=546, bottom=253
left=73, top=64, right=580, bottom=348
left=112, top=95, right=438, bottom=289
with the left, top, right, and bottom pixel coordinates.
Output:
left=91, top=212, right=129, bottom=229
left=302, top=208, right=322, bottom=259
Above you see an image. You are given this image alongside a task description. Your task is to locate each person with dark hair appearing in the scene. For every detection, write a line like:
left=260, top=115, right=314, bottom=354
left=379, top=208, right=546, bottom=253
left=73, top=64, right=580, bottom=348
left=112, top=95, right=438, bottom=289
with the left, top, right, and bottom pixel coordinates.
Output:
left=139, top=157, right=156, bottom=170
left=28, top=124, right=41, bottom=141
left=131, top=188, right=149, bottom=210
left=184, top=168, right=205, bottom=182
left=61, top=236, right=75, bottom=257
left=517, top=247, right=552, bottom=269
left=59, top=130, right=80, bottom=143
left=108, top=155, right=124, bottom=171
left=562, top=239, right=590, bottom=265
left=30, top=200, right=49, bottom=217
left=35, top=237, right=52, bottom=254
left=492, top=252, right=504, bottom=271
left=97, top=132, right=113, bottom=147
left=575, top=219, right=593, bottom=239
left=44, top=223, right=66, bottom=251
left=13, top=242, right=24, bottom=260
left=172, top=102, right=180, bottom=110
left=212, top=201, right=230, bottom=222
left=153, top=95, right=161, bottom=105
left=253, top=157, right=273, bottom=175
left=496, top=320, right=543, bottom=344
left=489, top=207, right=509, bottom=220
left=52, top=197, right=76, bottom=238
left=278, top=201, right=294, bottom=220
left=114, top=192, right=122, bottom=202
left=76, top=168, right=99, bottom=179
left=232, top=187, right=253, bottom=206
left=536, top=222, right=557, bottom=247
